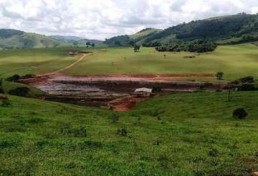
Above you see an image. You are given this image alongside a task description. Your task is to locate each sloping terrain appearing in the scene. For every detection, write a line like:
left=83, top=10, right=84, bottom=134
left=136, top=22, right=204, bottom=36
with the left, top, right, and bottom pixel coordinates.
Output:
left=1, top=91, right=258, bottom=175
left=105, top=13, right=258, bottom=46
left=104, top=28, right=161, bottom=46
left=0, top=29, right=102, bottom=49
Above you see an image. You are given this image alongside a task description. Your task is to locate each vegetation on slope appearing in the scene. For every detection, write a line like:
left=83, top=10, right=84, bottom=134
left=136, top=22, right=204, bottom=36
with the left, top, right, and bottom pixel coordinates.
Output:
left=105, top=13, right=258, bottom=48
left=104, top=28, right=161, bottom=47
left=0, top=29, right=102, bottom=50
left=1, top=91, right=258, bottom=175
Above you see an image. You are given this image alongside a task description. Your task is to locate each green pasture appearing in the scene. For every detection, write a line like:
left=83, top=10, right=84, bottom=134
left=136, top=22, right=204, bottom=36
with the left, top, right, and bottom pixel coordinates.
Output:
left=0, top=44, right=257, bottom=81
left=65, top=44, right=258, bottom=81
left=1, top=91, right=258, bottom=175
left=0, top=48, right=79, bottom=78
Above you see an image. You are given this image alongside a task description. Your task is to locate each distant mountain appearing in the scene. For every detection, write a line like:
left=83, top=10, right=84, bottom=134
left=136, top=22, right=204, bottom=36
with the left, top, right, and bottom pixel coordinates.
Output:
left=0, top=29, right=59, bottom=49
left=105, top=13, right=258, bottom=47
left=50, top=35, right=103, bottom=45
left=0, top=29, right=103, bottom=49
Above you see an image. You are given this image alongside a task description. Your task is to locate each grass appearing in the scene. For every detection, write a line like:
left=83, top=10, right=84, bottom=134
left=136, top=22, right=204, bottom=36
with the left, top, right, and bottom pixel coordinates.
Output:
left=0, top=48, right=80, bottom=78
left=0, top=44, right=258, bottom=81
left=64, top=44, right=258, bottom=81
left=1, top=80, right=45, bottom=97
left=1, top=91, right=258, bottom=175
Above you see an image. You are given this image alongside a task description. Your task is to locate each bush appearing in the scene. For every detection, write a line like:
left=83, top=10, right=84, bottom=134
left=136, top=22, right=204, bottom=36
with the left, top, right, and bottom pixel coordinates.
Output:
left=0, top=80, right=4, bottom=93
left=21, top=74, right=36, bottom=79
left=111, top=113, right=119, bottom=123
left=8, top=87, right=30, bottom=97
left=6, top=74, right=21, bottom=82
left=117, top=128, right=127, bottom=136
left=233, top=108, right=248, bottom=119
left=60, top=124, right=87, bottom=137
left=216, top=72, right=224, bottom=80
left=208, top=148, right=219, bottom=157
left=231, top=76, right=256, bottom=91
left=1, top=99, right=11, bottom=107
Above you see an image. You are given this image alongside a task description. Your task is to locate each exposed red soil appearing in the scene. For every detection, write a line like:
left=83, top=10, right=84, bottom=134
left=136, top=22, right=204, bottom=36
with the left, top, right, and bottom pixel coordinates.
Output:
left=20, top=73, right=225, bottom=112
left=108, top=96, right=147, bottom=112
left=21, top=73, right=215, bottom=85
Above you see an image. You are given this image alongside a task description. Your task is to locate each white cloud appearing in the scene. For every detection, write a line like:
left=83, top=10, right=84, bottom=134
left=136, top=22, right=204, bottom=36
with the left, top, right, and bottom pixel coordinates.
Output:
left=0, top=0, right=257, bottom=40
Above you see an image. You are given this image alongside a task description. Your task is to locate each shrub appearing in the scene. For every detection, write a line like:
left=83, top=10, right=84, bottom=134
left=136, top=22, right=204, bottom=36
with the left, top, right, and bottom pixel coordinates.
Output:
left=111, top=113, right=119, bottom=123
left=6, top=74, right=21, bottom=82
left=231, top=76, right=256, bottom=91
left=117, top=128, right=127, bottom=136
left=0, top=80, right=4, bottom=93
left=8, top=87, right=30, bottom=97
left=216, top=72, right=224, bottom=80
left=60, top=124, right=87, bottom=137
left=208, top=148, right=219, bottom=157
left=233, top=108, right=248, bottom=119
left=1, top=99, right=11, bottom=107
left=21, top=74, right=36, bottom=79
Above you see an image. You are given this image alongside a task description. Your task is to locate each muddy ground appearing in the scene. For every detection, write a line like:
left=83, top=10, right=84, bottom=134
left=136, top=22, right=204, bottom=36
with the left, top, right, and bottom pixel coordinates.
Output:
left=22, top=74, right=229, bottom=111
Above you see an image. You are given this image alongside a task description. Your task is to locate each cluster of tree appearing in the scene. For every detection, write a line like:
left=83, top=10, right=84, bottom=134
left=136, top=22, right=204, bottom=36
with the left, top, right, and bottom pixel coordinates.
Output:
left=155, top=40, right=217, bottom=53
left=104, top=35, right=132, bottom=47
left=142, top=41, right=161, bottom=47
left=225, top=34, right=258, bottom=45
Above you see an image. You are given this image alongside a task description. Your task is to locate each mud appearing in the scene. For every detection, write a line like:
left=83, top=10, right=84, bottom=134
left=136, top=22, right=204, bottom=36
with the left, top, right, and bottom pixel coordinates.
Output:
left=22, top=74, right=228, bottom=111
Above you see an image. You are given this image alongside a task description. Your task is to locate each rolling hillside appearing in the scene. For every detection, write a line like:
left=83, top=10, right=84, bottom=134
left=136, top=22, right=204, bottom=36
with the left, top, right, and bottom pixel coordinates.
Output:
left=0, top=29, right=102, bottom=49
left=105, top=13, right=258, bottom=46
left=104, top=28, right=161, bottom=46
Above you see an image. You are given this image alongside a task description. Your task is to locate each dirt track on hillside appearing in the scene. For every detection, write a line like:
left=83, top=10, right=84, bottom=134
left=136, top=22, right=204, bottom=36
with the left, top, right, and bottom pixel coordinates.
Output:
left=39, top=53, right=91, bottom=76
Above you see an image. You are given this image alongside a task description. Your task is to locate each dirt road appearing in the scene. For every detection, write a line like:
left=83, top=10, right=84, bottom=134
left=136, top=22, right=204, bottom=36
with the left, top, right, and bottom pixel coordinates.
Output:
left=39, top=53, right=90, bottom=76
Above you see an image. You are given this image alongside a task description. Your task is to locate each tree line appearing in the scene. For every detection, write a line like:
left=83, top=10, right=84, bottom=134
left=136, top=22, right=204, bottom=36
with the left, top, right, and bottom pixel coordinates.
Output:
left=155, top=40, right=217, bottom=53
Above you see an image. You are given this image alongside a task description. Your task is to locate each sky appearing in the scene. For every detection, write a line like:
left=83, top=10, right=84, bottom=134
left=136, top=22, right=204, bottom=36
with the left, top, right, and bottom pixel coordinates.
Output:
left=0, top=0, right=258, bottom=40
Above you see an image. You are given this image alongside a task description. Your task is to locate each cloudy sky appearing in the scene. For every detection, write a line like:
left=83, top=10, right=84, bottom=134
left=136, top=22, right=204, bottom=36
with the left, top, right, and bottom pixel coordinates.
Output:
left=0, top=0, right=258, bottom=40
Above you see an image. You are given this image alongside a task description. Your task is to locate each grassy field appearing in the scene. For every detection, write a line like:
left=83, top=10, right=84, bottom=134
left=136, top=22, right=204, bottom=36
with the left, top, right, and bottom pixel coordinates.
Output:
left=1, top=91, right=258, bottom=175
left=0, top=44, right=258, bottom=81
left=65, top=44, right=258, bottom=80
left=0, top=48, right=79, bottom=78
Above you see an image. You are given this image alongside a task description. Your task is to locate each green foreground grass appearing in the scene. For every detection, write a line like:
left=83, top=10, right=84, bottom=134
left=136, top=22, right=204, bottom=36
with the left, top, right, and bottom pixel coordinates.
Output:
left=0, top=44, right=258, bottom=81
left=1, top=91, right=258, bottom=176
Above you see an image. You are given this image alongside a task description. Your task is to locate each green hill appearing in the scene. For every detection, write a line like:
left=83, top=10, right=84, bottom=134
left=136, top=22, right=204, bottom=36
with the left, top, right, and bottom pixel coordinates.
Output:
left=105, top=13, right=258, bottom=47
left=0, top=29, right=103, bottom=49
left=0, top=29, right=60, bottom=49
left=104, top=28, right=161, bottom=46
left=1, top=91, right=258, bottom=175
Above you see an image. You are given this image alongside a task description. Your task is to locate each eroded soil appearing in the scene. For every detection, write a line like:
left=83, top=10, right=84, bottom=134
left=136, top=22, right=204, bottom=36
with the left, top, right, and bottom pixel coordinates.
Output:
left=21, top=73, right=229, bottom=111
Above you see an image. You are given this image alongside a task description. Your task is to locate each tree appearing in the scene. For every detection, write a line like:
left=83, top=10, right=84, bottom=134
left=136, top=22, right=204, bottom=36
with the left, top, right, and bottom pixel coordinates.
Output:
left=91, top=43, right=95, bottom=47
left=134, top=45, right=140, bottom=52
left=86, top=42, right=91, bottom=47
left=216, top=72, right=224, bottom=80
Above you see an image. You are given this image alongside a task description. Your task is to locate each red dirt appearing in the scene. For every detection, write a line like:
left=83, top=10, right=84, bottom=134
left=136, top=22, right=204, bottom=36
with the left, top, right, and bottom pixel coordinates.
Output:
left=20, top=73, right=220, bottom=112
left=108, top=96, right=147, bottom=112
left=21, top=73, right=215, bottom=85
